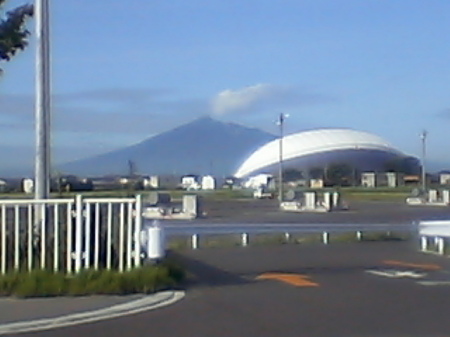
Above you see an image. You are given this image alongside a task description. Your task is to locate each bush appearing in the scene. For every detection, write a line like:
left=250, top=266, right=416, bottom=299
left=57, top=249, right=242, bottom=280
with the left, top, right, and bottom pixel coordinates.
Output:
left=0, top=260, right=185, bottom=298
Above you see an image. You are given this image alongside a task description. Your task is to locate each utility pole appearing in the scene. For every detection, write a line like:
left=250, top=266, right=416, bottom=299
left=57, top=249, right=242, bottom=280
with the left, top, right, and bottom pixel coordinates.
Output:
left=420, top=130, right=427, bottom=192
left=35, top=0, right=51, bottom=201
left=277, top=113, right=288, bottom=202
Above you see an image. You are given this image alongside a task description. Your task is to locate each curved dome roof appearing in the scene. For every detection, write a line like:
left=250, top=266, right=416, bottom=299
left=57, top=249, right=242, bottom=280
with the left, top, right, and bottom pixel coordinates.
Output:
left=234, top=128, right=403, bottom=178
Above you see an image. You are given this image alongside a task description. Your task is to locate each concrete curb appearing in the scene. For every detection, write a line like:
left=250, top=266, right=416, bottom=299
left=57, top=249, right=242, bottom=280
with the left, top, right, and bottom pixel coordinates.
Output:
left=0, top=290, right=185, bottom=335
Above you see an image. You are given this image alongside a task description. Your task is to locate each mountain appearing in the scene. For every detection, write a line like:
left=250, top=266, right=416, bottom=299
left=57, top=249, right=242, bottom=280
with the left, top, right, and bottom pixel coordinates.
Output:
left=60, top=117, right=276, bottom=177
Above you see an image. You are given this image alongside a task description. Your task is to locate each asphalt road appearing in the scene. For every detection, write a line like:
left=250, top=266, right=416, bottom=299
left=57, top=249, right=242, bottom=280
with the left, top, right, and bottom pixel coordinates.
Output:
left=19, top=242, right=450, bottom=337
left=195, top=198, right=450, bottom=224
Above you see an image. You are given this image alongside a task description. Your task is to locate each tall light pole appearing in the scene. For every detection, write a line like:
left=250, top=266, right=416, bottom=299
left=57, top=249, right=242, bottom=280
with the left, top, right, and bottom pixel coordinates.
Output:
left=35, top=0, right=51, bottom=201
left=420, top=130, right=428, bottom=192
left=277, top=113, right=288, bottom=202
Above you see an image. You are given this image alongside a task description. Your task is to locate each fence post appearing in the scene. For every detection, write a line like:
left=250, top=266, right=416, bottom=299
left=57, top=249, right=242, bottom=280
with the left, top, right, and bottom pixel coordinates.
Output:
left=322, top=232, right=329, bottom=245
left=356, top=231, right=363, bottom=241
left=284, top=232, right=291, bottom=242
left=241, top=233, right=249, bottom=247
left=438, top=237, right=445, bottom=255
left=1, top=205, right=6, bottom=274
left=420, top=236, right=428, bottom=252
left=74, top=195, right=83, bottom=273
left=192, top=234, right=199, bottom=249
left=134, top=195, right=143, bottom=268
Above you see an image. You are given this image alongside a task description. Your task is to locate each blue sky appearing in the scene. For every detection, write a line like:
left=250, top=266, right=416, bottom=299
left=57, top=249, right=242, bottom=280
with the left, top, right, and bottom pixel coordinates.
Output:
left=2, top=0, right=450, bottom=174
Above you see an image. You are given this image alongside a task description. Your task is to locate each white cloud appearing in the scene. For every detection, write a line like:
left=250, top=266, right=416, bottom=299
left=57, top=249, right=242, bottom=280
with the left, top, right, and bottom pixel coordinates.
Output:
left=211, top=83, right=335, bottom=115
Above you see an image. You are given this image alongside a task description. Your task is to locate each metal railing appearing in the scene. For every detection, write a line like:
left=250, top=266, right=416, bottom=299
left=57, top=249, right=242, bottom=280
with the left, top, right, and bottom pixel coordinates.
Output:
left=162, top=222, right=417, bottom=250
left=0, top=195, right=142, bottom=274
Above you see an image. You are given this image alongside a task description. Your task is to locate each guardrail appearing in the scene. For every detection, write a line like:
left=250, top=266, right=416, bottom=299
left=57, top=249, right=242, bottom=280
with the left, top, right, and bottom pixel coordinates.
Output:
left=160, top=222, right=416, bottom=249
left=417, top=220, right=450, bottom=255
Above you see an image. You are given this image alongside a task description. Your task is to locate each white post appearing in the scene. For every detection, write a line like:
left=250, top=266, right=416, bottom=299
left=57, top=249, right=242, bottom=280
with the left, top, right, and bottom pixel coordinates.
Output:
left=284, top=232, right=291, bottom=242
left=106, top=203, right=113, bottom=270
left=192, top=234, right=199, bottom=249
left=241, top=233, right=249, bottom=247
left=134, top=195, right=143, bottom=267
left=126, top=202, right=133, bottom=270
left=94, top=203, right=100, bottom=270
left=118, top=203, right=125, bottom=272
left=74, top=195, right=83, bottom=273
left=420, top=236, right=428, bottom=251
left=27, top=205, right=33, bottom=272
left=438, top=237, right=445, bottom=255
left=1, top=206, right=5, bottom=274
left=356, top=231, right=363, bottom=241
left=84, top=203, right=91, bottom=269
left=53, top=204, right=59, bottom=272
left=14, top=206, right=20, bottom=271
left=75, top=195, right=83, bottom=273
left=322, top=232, right=329, bottom=245
left=66, top=202, right=73, bottom=274
left=40, top=203, right=46, bottom=269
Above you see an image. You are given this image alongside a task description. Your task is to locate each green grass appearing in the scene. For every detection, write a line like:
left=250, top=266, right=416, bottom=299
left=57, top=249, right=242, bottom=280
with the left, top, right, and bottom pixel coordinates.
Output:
left=0, top=260, right=185, bottom=298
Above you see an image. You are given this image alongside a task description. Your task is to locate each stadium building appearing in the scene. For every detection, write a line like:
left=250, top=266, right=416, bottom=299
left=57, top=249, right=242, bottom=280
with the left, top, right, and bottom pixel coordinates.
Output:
left=234, top=128, right=416, bottom=179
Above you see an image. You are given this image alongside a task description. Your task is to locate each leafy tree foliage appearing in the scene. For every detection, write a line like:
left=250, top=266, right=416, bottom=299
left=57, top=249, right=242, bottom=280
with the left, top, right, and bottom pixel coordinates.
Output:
left=0, top=1, right=33, bottom=73
left=308, top=167, right=324, bottom=179
left=326, top=163, right=354, bottom=186
left=283, top=168, right=304, bottom=182
left=384, top=156, right=421, bottom=175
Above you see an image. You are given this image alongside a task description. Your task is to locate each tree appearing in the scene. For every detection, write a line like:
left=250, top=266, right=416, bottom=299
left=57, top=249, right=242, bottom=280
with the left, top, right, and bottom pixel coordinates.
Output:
left=384, top=156, right=421, bottom=175
left=326, top=163, right=353, bottom=186
left=0, top=1, right=33, bottom=73
left=283, top=168, right=304, bottom=182
left=308, top=167, right=324, bottom=180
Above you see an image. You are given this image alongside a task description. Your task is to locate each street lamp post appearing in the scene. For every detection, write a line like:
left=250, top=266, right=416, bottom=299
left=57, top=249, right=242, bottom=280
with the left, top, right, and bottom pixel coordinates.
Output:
left=35, top=0, right=51, bottom=201
left=277, top=113, right=288, bottom=202
left=420, top=130, right=428, bottom=192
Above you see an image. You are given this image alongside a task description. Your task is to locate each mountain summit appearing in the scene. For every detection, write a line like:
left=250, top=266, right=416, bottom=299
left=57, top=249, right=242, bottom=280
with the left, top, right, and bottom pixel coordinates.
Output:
left=61, top=117, right=276, bottom=177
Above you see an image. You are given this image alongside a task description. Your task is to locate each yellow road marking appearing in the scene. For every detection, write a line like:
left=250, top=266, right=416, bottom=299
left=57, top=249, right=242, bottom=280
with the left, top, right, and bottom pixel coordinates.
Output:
left=382, top=260, right=442, bottom=271
left=256, top=273, right=319, bottom=287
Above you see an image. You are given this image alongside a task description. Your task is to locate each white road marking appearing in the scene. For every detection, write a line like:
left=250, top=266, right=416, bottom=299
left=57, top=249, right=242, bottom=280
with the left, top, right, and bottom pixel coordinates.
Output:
left=0, top=290, right=185, bottom=335
left=366, top=269, right=426, bottom=279
left=417, top=281, right=450, bottom=286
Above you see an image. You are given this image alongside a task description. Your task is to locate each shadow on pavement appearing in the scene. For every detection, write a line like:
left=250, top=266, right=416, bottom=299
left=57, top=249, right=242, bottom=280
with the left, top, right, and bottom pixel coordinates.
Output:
left=167, top=250, right=251, bottom=288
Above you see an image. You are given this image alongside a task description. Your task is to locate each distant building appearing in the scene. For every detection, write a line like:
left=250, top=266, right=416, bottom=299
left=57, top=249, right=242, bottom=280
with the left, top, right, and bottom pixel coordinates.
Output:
left=201, top=175, right=216, bottom=190
left=243, top=174, right=273, bottom=189
left=440, top=173, right=450, bottom=185
left=181, top=175, right=201, bottom=190
left=23, top=178, right=34, bottom=194
left=361, top=172, right=403, bottom=187
left=235, top=129, right=415, bottom=179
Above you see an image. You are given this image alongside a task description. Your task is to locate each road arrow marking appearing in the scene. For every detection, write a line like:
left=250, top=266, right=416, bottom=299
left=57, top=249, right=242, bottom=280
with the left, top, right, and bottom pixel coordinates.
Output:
left=256, top=273, right=319, bottom=287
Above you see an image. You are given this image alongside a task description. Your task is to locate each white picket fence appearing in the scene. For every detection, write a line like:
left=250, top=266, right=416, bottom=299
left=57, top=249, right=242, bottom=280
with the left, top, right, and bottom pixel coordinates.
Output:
left=0, top=195, right=143, bottom=274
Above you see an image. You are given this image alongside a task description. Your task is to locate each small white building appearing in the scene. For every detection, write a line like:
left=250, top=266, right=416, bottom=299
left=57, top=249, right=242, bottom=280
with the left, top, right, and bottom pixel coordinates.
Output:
left=310, top=179, right=324, bottom=188
left=181, top=175, right=200, bottom=190
left=143, top=176, right=160, bottom=189
left=23, top=178, right=34, bottom=194
left=201, top=175, right=216, bottom=190
left=440, top=173, right=450, bottom=185
left=243, top=174, right=273, bottom=189
left=361, top=172, right=376, bottom=187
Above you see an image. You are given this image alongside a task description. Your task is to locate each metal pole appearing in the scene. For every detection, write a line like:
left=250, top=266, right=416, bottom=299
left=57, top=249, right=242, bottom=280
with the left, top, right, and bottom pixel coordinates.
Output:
left=420, top=130, right=427, bottom=192
left=35, top=0, right=51, bottom=201
left=278, top=113, right=284, bottom=202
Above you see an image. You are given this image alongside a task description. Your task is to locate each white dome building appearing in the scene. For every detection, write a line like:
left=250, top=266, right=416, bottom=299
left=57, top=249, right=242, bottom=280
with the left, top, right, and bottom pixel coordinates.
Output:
left=234, top=128, right=410, bottom=179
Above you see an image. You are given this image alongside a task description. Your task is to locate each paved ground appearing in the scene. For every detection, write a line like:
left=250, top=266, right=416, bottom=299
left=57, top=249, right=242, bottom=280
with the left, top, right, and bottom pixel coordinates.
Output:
left=197, top=198, right=450, bottom=224
left=16, top=241, right=450, bottom=337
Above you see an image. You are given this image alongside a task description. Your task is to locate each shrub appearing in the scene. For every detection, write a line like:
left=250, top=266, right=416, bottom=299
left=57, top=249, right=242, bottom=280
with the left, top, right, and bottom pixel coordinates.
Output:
left=0, top=260, right=185, bottom=298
